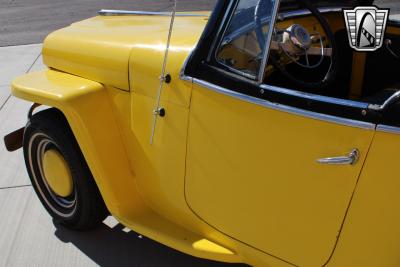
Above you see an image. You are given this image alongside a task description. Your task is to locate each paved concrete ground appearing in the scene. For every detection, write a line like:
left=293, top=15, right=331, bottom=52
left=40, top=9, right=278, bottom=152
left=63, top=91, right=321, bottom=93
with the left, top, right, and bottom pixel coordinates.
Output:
left=0, top=45, right=242, bottom=267
left=0, top=0, right=217, bottom=46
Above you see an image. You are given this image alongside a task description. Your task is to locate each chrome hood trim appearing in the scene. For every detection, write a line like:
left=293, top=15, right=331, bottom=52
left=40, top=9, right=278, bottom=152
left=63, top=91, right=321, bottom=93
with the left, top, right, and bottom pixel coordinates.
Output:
left=98, top=10, right=209, bottom=17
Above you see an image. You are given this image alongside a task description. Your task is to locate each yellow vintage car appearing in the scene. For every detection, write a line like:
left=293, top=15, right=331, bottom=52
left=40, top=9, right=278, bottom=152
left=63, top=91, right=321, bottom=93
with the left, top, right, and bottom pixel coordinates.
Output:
left=4, top=0, right=400, bottom=266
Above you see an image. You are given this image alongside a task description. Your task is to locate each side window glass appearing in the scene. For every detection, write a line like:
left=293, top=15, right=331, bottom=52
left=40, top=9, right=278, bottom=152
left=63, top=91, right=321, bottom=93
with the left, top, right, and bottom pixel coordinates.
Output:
left=216, top=0, right=277, bottom=78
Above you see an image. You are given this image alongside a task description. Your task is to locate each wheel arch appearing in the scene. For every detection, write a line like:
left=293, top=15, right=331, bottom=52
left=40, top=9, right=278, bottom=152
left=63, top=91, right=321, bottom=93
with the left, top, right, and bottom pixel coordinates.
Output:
left=12, top=69, right=138, bottom=218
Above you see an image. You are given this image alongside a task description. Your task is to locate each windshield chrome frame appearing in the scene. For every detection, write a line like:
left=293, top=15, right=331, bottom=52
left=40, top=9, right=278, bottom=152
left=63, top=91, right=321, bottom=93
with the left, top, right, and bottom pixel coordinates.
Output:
left=208, top=2, right=346, bottom=85
left=212, top=0, right=281, bottom=82
left=257, top=0, right=281, bottom=83
left=182, top=2, right=399, bottom=117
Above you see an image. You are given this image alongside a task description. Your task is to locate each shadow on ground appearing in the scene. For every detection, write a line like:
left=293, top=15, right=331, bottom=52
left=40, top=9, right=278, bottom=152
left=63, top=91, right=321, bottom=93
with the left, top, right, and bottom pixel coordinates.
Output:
left=53, top=220, right=248, bottom=267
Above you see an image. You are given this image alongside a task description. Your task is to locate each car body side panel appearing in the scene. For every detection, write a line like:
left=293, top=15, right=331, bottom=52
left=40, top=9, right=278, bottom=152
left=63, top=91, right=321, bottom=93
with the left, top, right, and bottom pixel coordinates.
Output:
left=10, top=69, right=245, bottom=264
left=328, top=130, right=400, bottom=266
left=185, top=82, right=375, bottom=266
left=106, top=88, right=293, bottom=267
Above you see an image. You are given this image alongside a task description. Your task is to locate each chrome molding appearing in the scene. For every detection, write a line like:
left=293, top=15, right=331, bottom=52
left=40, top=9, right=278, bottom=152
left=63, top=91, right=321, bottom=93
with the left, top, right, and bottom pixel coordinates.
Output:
left=261, top=84, right=370, bottom=109
left=191, top=77, right=375, bottom=130
left=317, top=148, right=360, bottom=165
left=258, top=0, right=281, bottom=83
left=376, top=125, right=400, bottom=134
left=179, top=4, right=374, bottom=130
left=212, top=0, right=281, bottom=82
left=207, top=0, right=236, bottom=63
left=213, top=0, right=259, bottom=80
left=98, top=10, right=209, bottom=17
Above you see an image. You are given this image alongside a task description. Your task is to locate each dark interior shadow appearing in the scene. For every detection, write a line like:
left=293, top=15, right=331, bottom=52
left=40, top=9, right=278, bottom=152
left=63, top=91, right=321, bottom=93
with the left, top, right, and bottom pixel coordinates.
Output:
left=53, top=218, right=249, bottom=267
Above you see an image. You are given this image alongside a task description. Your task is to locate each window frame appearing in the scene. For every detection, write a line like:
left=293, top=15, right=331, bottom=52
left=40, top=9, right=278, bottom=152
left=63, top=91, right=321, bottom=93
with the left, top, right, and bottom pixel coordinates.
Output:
left=182, top=1, right=385, bottom=128
left=211, top=0, right=281, bottom=82
left=204, top=1, right=380, bottom=114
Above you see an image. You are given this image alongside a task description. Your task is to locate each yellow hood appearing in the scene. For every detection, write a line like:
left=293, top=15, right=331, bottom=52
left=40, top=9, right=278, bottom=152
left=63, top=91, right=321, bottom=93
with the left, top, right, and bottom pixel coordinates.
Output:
left=42, top=12, right=210, bottom=91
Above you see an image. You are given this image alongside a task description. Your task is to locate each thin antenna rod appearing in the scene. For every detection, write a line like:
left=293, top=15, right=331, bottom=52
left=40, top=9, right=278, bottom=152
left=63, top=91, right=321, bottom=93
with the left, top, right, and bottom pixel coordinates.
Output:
left=150, top=0, right=178, bottom=145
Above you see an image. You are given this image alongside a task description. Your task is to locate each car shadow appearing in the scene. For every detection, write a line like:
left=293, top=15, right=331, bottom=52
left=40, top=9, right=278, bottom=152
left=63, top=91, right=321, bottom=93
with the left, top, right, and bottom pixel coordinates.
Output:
left=53, top=218, right=248, bottom=267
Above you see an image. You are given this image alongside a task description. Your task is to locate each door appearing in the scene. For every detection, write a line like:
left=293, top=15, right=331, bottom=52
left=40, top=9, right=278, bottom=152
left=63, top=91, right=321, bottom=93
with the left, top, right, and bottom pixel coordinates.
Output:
left=185, top=83, right=374, bottom=266
left=184, top=0, right=375, bottom=265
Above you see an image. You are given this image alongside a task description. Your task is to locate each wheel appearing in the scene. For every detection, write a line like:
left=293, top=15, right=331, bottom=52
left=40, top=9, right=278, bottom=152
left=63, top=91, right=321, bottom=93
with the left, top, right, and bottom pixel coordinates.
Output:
left=23, top=108, right=108, bottom=230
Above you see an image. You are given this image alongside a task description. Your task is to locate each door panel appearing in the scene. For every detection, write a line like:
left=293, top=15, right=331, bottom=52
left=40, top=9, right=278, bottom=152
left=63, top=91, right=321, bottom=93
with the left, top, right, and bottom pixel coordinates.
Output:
left=329, top=129, right=400, bottom=266
left=185, top=84, right=375, bottom=266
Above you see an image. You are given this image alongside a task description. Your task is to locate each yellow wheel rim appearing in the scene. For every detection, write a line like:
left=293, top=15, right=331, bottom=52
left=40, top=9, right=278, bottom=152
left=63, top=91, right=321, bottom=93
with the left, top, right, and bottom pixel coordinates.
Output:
left=42, top=149, right=73, bottom=197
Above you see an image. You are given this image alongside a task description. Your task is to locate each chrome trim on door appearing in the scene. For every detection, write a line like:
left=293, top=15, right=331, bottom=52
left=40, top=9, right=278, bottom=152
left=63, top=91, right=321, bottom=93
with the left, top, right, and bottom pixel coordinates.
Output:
left=261, top=84, right=370, bottom=109
left=192, top=77, right=375, bottom=130
left=376, top=124, right=400, bottom=134
left=317, top=149, right=360, bottom=165
left=180, top=52, right=370, bottom=110
left=98, top=10, right=209, bottom=17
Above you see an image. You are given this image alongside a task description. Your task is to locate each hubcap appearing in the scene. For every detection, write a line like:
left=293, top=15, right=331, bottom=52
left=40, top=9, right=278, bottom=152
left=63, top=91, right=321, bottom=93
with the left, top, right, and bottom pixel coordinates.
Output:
left=42, top=149, right=73, bottom=197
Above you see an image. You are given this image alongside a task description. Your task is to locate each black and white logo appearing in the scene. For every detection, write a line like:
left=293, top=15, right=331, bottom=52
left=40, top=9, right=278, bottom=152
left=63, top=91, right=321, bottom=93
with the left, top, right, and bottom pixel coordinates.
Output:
left=343, top=6, right=389, bottom=51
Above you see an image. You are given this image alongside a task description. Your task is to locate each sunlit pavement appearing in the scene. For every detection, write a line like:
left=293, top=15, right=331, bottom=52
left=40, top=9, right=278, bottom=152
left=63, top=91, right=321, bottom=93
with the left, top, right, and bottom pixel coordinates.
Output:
left=0, top=44, right=240, bottom=267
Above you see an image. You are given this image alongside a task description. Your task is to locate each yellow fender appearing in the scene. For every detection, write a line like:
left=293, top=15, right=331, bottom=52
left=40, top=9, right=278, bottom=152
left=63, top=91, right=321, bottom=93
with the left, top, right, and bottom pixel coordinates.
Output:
left=12, top=69, right=137, bottom=218
left=12, top=69, right=241, bottom=263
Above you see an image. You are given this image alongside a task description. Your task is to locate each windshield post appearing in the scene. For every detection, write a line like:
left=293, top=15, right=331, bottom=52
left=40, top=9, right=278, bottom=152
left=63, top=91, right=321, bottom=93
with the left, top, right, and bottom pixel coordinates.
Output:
left=257, top=0, right=281, bottom=84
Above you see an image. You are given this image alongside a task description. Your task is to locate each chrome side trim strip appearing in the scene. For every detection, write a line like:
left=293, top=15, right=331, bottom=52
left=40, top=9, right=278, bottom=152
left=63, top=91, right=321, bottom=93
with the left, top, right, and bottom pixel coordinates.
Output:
left=376, top=124, right=400, bottom=134
left=181, top=49, right=370, bottom=109
left=207, top=0, right=236, bottom=63
left=192, top=77, right=375, bottom=130
left=260, top=84, right=370, bottom=109
left=212, top=0, right=259, bottom=80
left=98, top=10, right=209, bottom=17
left=258, top=0, right=281, bottom=83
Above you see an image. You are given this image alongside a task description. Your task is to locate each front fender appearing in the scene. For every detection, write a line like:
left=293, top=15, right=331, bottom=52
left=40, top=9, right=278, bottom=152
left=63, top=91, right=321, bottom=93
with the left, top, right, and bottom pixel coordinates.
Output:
left=12, top=69, right=137, bottom=217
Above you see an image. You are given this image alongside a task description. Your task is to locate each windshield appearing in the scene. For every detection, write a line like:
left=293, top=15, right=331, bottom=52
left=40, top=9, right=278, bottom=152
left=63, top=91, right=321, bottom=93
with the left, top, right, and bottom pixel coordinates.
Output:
left=216, top=0, right=278, bottom=78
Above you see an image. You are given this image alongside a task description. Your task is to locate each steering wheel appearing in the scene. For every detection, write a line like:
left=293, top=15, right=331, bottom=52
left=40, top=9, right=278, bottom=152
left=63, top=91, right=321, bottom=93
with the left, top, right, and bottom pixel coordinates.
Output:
left=254, top=0, right=338, bottom=89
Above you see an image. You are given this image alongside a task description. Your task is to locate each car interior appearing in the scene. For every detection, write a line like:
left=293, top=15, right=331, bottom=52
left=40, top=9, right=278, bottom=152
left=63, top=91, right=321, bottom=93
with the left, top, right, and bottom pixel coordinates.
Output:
left=215, top=0, right=400, bottom=106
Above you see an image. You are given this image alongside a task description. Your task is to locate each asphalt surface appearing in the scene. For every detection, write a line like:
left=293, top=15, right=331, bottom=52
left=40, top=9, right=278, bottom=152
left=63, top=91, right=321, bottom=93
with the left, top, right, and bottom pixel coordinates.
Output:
left=0, top=0, right=217, bottom=46
left=2, top=0, right=399, bottom=47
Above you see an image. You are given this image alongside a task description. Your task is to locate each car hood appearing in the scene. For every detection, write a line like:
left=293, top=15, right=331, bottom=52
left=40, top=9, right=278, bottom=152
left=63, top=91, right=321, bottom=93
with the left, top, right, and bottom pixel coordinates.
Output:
left=42, top=12, right=210, bottom=91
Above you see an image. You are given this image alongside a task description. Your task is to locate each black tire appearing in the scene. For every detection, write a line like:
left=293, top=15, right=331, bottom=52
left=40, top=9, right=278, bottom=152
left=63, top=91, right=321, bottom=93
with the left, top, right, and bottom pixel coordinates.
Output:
left=23, top=108, right=108, bottom=230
